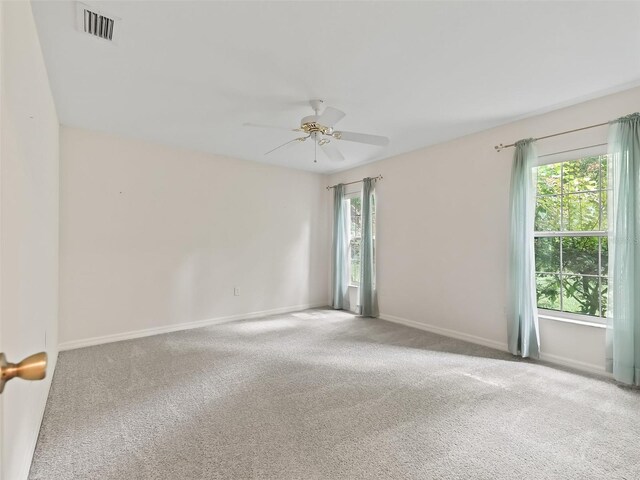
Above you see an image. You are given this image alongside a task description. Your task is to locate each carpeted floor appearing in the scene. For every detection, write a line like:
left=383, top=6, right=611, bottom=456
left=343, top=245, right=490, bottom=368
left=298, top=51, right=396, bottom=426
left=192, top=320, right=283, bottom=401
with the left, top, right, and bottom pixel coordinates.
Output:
left=30, top=308, right=640, bottom=479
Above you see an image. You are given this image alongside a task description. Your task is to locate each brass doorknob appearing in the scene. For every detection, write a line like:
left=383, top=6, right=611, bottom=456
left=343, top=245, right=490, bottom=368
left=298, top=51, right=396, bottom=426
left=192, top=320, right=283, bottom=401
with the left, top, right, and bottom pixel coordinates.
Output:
left=0, top=352, right=47, bottom=394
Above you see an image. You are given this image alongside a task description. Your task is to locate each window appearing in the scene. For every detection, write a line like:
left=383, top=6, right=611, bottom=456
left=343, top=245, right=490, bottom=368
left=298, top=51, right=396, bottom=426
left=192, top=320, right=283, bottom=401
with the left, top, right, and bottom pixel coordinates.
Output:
left=349, top=196, right=362, bottom=285
left=534, top=154, right=609, bottom=321
left=347, top=195, right=375, bottom=286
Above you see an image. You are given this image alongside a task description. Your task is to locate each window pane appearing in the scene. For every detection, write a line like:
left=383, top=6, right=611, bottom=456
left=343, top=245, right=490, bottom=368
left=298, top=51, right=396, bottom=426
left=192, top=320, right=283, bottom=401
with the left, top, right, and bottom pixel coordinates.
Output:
left=371, top=195, right=376, bottom=234
left=601, top=155, right=608, bottom=190
left=535, top=237, right=560, bottom=273
left=536, top=163, right=562, bottom=195
left=535, top=195, right=561, bottom=231
left=563, top=192, right=599, bottom=231
left=350, top=262, right=360, bottom=285
left=350, top=239, right=360, bottom=285
left=563, top=156, right=601, bottom=193
left=601, top=278, right=608, bottom=317
left=562, top=275, right=600, bottom=316
left=536, top=274, right=560, bottom=310
left=350, top=197, right=361, bottom=239
left=600, top=190, right=607, bottom=230
left=600, top=237, right=608, bottom=276
left=562, top=236, right=599, bottom=275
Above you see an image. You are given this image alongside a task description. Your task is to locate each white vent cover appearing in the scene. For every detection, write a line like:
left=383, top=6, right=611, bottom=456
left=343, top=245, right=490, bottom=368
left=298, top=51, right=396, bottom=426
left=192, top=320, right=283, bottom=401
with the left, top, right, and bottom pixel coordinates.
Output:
left=76, top=3, right=120, bottom=43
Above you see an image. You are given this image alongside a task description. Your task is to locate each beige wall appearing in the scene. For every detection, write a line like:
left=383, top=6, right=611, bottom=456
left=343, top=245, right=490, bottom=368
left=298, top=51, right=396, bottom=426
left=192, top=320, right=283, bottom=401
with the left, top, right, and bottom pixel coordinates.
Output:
left=58, top=127, right=329, bottom=347
left=0, top=2, right=60, bottom=479
left=330, top=86, right=640, bottom=375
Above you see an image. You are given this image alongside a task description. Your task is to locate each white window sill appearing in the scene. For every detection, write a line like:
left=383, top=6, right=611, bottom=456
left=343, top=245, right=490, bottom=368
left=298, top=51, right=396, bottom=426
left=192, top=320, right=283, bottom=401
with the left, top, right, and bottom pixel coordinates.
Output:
left=538, top=311, right=606, bottom=329
left=349, top=284, right=359, bottom=289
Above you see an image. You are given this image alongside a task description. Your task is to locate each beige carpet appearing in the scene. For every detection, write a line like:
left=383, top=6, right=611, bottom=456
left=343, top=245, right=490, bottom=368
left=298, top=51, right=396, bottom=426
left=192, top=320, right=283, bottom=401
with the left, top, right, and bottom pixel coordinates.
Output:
left=30, top=308, right=640, bottom=479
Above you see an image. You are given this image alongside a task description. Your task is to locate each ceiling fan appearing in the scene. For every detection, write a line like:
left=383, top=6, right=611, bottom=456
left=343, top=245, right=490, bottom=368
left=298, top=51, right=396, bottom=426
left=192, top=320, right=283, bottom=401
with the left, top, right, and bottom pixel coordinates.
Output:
left=244, top=100, right=389, bottom=162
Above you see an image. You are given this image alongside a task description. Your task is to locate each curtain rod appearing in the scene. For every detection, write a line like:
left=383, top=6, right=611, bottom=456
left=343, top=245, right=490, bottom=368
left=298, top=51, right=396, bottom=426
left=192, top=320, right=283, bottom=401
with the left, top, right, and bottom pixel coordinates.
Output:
left=494, top=121, right=609, bottom=152
left=326, top=175, right=383, bottom=191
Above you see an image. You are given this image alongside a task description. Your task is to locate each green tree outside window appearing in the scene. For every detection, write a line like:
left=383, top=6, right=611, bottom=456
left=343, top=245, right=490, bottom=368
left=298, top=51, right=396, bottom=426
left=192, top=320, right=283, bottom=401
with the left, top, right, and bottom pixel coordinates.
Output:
left=534, top=155, right=608, bottom=318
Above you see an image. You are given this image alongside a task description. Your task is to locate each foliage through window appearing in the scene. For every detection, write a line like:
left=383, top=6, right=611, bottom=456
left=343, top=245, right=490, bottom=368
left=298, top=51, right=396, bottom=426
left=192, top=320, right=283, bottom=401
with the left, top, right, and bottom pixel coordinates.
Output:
left=349, top=196, right=362, bottom=285
left=348, top=195, right=375, bottom=285
left=534, top=155, right=609, bottom=319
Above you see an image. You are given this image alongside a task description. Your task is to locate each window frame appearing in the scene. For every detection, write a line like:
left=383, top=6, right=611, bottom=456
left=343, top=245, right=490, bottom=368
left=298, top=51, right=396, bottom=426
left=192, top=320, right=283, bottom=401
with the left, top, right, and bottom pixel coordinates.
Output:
left=533, top=150, right=610, bottom=326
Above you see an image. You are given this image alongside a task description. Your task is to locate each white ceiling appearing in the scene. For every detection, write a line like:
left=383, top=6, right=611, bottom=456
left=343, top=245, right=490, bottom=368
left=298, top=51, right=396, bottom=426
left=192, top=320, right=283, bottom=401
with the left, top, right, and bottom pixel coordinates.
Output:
left=32, top=1, right=640, bottom=173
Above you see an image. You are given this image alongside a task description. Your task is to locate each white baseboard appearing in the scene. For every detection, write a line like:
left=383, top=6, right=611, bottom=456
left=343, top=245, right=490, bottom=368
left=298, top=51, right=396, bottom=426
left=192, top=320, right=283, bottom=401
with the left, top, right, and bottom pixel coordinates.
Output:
left=59, top=305, right=612, bottom=379
left=16, top=351, right=58, bottom=480
left=379, top=313, right=508, bottom=352
left=59, top=303, right=326, bottom=351
left=378, top=312, right=610, bottom=378
left=538, top=352, right=611, bottom=378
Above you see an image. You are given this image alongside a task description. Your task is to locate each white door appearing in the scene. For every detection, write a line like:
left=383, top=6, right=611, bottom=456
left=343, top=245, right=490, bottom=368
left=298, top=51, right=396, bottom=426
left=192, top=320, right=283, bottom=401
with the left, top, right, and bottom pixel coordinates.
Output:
left=1, top=2, right=58, bottom=479
left=0, top=326, right=3, bottom=480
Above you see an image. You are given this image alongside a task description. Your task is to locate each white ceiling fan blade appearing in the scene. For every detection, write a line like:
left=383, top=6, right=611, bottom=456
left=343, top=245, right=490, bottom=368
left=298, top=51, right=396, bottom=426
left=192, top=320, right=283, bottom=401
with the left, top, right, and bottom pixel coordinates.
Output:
left=334, top=131, right=389, bottom=146
left=317, top=107, right=346, bottom=127
left=320, top=141, right=345, bottom=162
left=333, top=130, right=389, bottom=146
left=244, top=122, right=301, bottom=132
left=264, top=136, right=307, bottom=155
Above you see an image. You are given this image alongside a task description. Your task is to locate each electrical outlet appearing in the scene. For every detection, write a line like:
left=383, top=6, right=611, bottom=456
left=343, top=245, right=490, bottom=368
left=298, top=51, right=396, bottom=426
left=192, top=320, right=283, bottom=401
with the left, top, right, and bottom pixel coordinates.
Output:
left=234, top=287, right=240, bottom=296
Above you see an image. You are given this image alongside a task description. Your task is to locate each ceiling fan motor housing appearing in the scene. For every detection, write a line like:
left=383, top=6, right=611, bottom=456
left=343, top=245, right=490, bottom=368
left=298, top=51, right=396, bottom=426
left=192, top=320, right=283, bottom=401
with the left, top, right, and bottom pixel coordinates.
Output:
left=300, top=115, right=318, bottom=126
left=300, top=115, right=333, bottom=136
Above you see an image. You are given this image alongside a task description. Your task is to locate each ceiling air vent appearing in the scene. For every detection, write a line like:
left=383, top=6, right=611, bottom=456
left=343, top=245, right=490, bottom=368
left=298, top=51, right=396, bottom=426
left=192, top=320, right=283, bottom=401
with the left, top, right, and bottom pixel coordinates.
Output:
left=76, top=3, right=120, bottom=43
left=83, top=10, right=114, bottom=40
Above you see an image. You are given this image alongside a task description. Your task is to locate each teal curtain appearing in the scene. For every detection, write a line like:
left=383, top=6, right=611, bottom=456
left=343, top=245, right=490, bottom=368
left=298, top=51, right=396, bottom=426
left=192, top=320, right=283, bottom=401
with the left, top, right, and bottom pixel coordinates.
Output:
left=508, top=139, right=540, bottom=358
left=606, top=113, right=640, bottom=386
left=332, top=184, right=350, bottom=310
left=359, top=178, right=379, bottom=317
